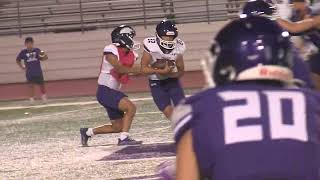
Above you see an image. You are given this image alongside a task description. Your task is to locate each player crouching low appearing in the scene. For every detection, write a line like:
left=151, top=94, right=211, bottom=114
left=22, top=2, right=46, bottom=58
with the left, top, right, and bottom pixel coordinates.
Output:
left=160, top=16, right=320, bottom=180
left=80, top=25, right=142, bottom=146
left=141, top=20, right=186, bottom=119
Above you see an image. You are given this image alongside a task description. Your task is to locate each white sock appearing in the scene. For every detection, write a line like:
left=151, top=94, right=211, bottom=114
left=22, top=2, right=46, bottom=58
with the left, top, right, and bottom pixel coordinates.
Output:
left=41, top=94, right=47, bottom=101
left=120, top=132, right=129, bottom=140
left=29, top=97, right=35, bottom=102
left=86, top=128, right=94, bottom=137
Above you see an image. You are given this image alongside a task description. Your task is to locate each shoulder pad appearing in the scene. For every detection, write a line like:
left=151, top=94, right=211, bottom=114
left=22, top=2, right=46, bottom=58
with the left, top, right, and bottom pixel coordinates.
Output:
left=172, top=103, right=192, bottom=131
left=172, top=98, right=193, bottom=143
left=143, top=37, right=157, bottom=53
left=172, top=89, right=217, bottom=143
left=103, top=44, right=118, bottom=55
left=175, top=38, right=186, bottom=54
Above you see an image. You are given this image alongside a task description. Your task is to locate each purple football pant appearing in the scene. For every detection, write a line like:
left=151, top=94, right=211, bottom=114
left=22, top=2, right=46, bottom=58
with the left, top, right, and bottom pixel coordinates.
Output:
left=149, top=78, right=185, bottom=111
left=96, top=85, right=127, bottom=120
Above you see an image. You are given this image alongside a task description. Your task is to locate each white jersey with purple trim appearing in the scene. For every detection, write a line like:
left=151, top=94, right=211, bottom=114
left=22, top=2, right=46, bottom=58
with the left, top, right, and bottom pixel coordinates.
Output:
left=143, top=36, right=186, bottom=80
left=97, top=44, right=120, bottom=90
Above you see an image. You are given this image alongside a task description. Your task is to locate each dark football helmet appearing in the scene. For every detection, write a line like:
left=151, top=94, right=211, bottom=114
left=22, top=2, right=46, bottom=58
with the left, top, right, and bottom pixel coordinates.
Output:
left=241, top=0, right=276, bottom=18
left=203, top=16, right=294, bottom=86
left=111, top=25, right=138, bottom=49
left=156, top=19, right=178, bottom=51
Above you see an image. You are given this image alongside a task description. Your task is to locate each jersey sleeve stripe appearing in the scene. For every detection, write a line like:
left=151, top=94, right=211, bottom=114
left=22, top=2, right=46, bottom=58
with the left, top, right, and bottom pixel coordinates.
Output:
left=143, top=44, right=151, bottom=53
left=104, top=52, right=115, bottom=56
left=173, top=113, right=193, bottom=139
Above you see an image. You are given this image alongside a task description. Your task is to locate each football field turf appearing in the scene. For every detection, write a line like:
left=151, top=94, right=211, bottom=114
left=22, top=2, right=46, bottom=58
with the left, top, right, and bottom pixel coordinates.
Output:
left=0, top=90, right=197, bottom=180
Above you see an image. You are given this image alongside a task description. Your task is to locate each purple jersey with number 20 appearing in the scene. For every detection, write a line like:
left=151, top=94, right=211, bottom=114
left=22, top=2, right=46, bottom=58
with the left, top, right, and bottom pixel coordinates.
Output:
left=173, top=81, right=320, bottom=180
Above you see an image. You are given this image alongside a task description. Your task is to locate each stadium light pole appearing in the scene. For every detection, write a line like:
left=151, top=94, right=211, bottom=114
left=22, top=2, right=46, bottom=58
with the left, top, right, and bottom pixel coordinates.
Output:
left=17, top=1, right=22, bottom=37
left=142, top=0, right=147, bottom=29
left=79, top=0, right=84, bottom=33
left=205, top=0, right=210, bottom=24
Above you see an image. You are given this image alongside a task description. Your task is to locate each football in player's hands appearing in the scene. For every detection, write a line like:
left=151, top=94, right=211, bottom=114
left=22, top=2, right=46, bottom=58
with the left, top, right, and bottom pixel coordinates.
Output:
left=151, top=59, right=175, bottom=69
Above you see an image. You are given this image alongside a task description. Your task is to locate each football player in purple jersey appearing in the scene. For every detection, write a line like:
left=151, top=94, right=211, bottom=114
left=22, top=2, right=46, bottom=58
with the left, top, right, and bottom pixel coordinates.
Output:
left=240, top=0, right=315, bottom=89
left=170, top=16, right=320, bottom=180
left=16, top=37, right=48, bottom=103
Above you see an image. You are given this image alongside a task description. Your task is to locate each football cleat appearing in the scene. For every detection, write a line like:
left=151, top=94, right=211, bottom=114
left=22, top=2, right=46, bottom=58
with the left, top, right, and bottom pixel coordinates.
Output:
left=118, top=137, right=142, bottom=146
left=80, top=128, right=91, bottom=147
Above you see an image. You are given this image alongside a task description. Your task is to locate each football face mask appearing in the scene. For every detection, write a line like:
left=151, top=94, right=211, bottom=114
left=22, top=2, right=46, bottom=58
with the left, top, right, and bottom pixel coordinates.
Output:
left=156, top=33, right=177, bottom=50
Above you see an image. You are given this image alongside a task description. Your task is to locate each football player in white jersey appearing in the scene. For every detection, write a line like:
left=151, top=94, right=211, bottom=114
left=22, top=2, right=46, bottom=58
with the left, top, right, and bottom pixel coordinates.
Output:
left=80, top=25, right=142, bottom=146
left=141, top=20, right=186, bottom=119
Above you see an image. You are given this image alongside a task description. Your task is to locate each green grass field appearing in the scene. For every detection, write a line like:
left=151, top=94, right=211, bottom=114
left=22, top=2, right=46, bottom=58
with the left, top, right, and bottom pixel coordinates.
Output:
left=0, top=89, right=198, bottom=180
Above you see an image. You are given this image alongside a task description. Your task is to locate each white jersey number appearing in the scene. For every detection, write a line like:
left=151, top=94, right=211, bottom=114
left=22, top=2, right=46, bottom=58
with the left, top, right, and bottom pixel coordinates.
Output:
left=218, top=91, right=308, bottom=145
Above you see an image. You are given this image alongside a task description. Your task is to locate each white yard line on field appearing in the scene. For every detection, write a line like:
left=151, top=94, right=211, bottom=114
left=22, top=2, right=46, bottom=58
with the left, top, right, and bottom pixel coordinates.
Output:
left=0, top=110, right=163, bottom=126
left=0, top=95, right=191, bottom=111
left=106, top=156, right=175, bottom=163
left=0, top=95, right=188, bottom=126
left=136, top=111, right=161, bottom=115
left=0, top=106, right=101, bottom=126
left=0, top=97, right=154, bottom=111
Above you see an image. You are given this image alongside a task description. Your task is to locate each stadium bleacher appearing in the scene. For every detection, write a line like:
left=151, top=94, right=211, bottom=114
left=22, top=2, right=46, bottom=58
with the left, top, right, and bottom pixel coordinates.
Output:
left=0, top=0, right=244, bottom=84
left=0, top=0, right=240, bottom=35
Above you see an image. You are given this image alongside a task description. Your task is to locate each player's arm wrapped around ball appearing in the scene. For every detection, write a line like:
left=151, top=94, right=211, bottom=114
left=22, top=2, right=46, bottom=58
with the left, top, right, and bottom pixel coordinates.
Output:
left=141, top=51, right=174, bottom=75
left=167, top=55, right=184, bottom=78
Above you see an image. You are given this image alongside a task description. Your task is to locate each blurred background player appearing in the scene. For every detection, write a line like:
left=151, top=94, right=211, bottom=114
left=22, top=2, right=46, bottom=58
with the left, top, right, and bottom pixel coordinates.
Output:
left=16, top=37, right=48, bottom=104
left=240, top=0, right=315, bottom=88
left=80, top=25, right=142, bottom=146
left=274, top=0, right=320, bottom=89
left=160, top=0, right=175, bottom=20
left=172, top=16, right=320, bottom=180
left=288, top=0, right=320, bottom=60
left=141, top=20, right=186, bottom=119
